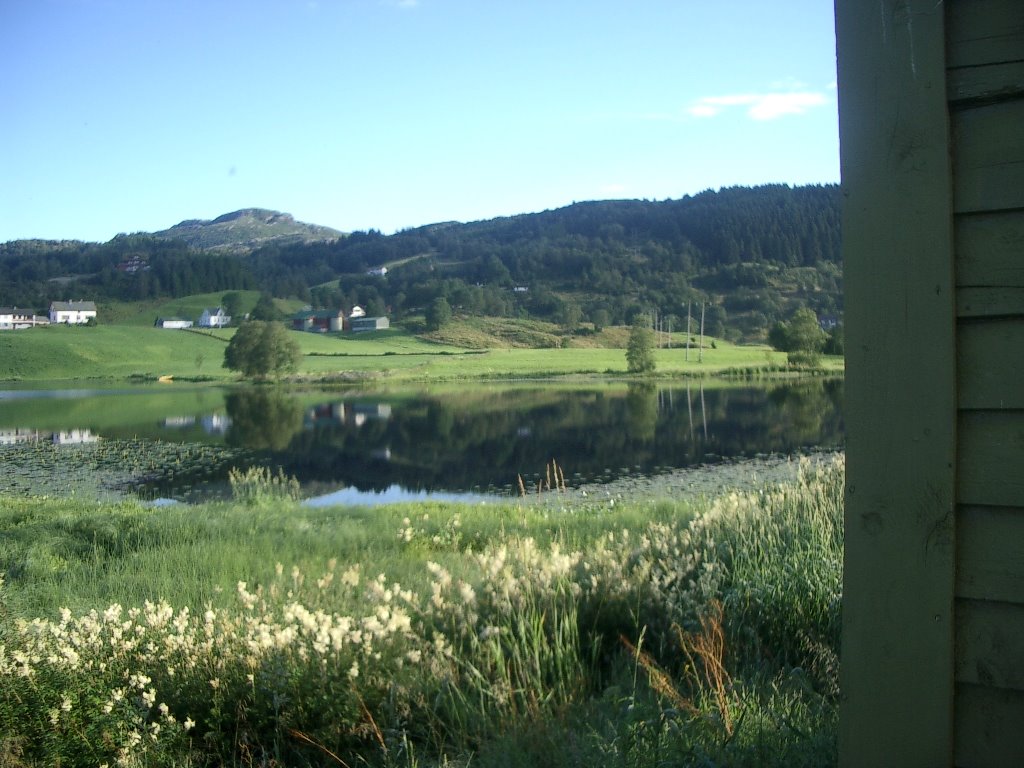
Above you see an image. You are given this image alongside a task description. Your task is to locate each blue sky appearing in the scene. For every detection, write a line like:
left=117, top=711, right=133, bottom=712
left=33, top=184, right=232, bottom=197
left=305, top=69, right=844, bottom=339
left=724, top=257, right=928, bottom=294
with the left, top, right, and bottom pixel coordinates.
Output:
left=1, top=1, right=839, bottom=242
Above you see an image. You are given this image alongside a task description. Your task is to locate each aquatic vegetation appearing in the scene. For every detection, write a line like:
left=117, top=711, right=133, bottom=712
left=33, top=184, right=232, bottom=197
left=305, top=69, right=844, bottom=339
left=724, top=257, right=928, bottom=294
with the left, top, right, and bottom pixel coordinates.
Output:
left=0, top=438, right=249, bottom=502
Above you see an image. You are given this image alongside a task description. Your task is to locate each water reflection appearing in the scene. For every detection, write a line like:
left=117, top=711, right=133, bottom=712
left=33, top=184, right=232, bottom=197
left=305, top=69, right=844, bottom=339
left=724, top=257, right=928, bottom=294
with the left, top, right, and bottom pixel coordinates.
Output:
left=0, top=428, right=99, bottom=444
left=225, top=390, right=303, bottom=451
left=0, top=381, right=844, bottom=501
left=216, top=380, right=843, bottom=496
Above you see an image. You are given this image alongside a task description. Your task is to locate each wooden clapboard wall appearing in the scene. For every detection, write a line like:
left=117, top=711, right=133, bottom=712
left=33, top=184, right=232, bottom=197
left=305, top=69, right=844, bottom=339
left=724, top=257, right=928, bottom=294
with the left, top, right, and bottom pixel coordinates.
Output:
left=837, top=0, right=1024, bottom=765
left=948, top=1, right=1024, bottom=765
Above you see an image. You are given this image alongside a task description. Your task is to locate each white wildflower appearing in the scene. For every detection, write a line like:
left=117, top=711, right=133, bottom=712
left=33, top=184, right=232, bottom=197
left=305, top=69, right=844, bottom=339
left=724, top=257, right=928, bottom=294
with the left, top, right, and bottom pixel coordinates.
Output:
left=341, top=565, right=360, bottom=588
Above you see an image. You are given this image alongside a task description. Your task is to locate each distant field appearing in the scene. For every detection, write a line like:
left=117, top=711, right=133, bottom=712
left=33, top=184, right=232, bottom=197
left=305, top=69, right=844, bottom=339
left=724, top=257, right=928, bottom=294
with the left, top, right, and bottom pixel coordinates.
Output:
left=112, top=291, right=305, bottom=327
left=0, top=324, right=233, bottom=381
left=0, top=317, right=841, bottom=383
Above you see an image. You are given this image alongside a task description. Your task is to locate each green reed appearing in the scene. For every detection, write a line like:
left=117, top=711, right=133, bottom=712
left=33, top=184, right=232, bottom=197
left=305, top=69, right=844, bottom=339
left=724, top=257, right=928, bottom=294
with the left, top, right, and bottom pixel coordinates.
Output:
left=0, top=457, right=844, bottom=767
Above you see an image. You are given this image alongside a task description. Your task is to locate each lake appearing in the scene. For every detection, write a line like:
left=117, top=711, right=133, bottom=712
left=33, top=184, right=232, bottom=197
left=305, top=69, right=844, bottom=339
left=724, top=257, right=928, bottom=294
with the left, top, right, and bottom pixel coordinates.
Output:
left=0, top=380, right=844, bottom=504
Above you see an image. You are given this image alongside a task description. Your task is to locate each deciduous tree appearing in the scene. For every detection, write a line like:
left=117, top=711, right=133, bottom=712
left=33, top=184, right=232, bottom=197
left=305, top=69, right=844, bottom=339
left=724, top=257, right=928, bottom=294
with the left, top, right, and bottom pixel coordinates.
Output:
left=249, top=292, right=281, bottom=321
left=769, top=307, right=827, bottom=366
left=223, top=321, right=301, bottom=380
left=626, top=317, right=656, bottom=373
left=425, top=297, right=452, bottom=331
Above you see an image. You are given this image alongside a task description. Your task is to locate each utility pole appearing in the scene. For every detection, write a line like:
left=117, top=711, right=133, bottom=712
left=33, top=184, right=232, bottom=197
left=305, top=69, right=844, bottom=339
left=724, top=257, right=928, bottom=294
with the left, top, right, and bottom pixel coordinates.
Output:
left=686, top=302, right=692, bottom=362
left=699, top=302, right=706, bottom=362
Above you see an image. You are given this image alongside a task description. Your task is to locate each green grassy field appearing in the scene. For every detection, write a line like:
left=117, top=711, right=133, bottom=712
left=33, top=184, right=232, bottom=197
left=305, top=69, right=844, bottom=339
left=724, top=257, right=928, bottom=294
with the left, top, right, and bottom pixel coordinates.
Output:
left=0, top=324, right=232, bottom=381
left=0, top=458, right=843, bottom=767
left=1, top=317, right=841, bottom=383
left=108, top=291, right=307, bottom=327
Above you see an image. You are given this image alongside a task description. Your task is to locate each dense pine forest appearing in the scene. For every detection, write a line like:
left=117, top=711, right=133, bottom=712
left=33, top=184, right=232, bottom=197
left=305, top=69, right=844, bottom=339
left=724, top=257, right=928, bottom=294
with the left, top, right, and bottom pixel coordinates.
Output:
left=0, top=184, right=840, bottom=341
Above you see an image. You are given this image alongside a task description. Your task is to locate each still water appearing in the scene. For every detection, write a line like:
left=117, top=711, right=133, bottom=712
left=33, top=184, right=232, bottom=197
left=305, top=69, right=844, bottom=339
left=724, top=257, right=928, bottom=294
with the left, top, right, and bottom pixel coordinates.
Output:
left=0, top=381, right=843, bottom=503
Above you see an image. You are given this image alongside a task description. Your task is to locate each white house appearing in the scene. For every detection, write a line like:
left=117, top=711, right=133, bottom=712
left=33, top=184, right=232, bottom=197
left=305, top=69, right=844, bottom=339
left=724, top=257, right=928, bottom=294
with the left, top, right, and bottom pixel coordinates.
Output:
left=349, top=305, right=366, bottom=319
left=49, top=301, right=97, bottom=325
left=367, top=266, right=388, bottom=277
left=198, top=307, right=231, bottom=328
left=0, top=307, right=46, bottom=330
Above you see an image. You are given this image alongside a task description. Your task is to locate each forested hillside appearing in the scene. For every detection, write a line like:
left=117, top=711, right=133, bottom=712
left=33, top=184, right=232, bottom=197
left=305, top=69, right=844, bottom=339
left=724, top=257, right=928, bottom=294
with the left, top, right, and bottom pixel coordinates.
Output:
left=0, top=184, right=840, bottom=341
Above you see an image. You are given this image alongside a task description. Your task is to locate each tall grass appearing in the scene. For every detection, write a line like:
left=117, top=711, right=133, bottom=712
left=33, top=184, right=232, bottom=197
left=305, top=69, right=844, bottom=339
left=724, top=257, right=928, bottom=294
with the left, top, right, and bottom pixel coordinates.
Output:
left=0, top=457, right=843, bottom=767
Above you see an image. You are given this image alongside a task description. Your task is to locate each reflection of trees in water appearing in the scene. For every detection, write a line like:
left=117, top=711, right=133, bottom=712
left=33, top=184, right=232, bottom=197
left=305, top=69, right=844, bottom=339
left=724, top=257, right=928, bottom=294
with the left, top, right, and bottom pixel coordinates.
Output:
left=768, top=380, right=844, bottom=445
left=225, top=390, right=303, bottom=451
left=253, top=381, right=844, bottom=494
left=625, top=383, right=658, bottom=440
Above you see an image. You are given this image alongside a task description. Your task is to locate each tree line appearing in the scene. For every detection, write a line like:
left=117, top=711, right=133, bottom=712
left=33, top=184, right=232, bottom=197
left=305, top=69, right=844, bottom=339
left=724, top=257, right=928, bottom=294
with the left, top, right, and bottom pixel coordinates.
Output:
left=0, top=184, right=842, bottom=340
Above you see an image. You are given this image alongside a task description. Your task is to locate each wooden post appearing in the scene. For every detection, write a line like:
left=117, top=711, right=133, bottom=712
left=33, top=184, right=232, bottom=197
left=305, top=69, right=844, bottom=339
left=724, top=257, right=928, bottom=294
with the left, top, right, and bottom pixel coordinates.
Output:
left=836, top=1, right=957, bottom=765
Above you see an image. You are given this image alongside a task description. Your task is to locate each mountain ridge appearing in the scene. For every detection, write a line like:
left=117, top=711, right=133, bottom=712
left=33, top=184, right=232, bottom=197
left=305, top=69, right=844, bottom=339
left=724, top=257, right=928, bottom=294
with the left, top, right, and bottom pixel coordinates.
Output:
left=152, top=207, right=345, bottom=252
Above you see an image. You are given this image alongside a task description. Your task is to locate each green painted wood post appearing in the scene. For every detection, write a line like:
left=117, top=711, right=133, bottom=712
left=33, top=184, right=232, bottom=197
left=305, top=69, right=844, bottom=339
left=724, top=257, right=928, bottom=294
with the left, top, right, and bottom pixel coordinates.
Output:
left=835, top=1, right=957, bottom=765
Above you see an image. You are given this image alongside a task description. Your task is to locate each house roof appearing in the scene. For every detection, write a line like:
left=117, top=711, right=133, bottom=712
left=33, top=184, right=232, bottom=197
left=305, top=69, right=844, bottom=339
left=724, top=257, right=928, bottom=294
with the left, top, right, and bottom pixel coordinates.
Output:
left=293, top=309, right=345, bottom=320
left=50, top=301, right=97, bottom=311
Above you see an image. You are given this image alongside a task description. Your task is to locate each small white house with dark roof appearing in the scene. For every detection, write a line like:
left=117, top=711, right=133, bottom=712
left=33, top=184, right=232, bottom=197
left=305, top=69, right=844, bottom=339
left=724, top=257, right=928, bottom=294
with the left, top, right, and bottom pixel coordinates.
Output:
left=49, top=301, right=97, bottom=325
left=198, top=307, right=231, bottom=328
left=0, top=307, right=45, bottom=330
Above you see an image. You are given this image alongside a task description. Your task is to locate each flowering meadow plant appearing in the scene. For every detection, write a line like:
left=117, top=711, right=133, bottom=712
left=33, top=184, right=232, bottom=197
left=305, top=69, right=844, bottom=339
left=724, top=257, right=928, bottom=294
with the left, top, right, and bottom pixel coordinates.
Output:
left=1, top=457, right=843, bottom=767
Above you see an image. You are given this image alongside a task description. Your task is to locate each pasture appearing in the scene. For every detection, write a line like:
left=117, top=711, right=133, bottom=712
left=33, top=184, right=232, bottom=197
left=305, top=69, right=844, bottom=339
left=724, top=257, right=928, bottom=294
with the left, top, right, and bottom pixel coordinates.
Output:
left=0, top=319, right=840, bottom=384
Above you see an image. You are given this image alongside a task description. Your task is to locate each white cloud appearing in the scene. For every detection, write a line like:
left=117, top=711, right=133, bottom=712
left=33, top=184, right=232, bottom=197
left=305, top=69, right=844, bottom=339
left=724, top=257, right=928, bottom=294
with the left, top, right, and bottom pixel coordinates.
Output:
left=599, top=183, right=627, bottom=196
left=687, top=103, right=721, bottom=118
left=770, top=77, right=808, bottom=91
left=688, top=89, right=829, bottom=121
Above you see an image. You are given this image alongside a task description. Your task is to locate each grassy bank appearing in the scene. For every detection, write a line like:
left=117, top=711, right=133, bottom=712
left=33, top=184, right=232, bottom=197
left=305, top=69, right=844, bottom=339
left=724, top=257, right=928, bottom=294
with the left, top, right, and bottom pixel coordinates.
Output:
left=0, top=458, right=843, bottom=767
left=0, top=318, right=841, bottom=383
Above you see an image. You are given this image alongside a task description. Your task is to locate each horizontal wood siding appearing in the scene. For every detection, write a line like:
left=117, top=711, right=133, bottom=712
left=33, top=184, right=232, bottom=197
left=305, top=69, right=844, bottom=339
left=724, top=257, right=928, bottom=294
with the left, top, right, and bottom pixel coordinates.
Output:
left=957, top=288, right=1024, bottom=319
left=955, top=599, right=1024, bottom=689
left=947, top=0, right=1024, bottom=111
left=950, top=99, right=1024, bottom=214
left=955, top=211, right=1024, bottom=288
left=949, top=1, right=1024, bottom=764
left=956, top=600, right=1024, bottom=764
left=954, top=685, right=1024, bottom=768
left=957, top=321, right=1024, bottom=408
left=948, top=62, right=1024, bottom=106
left=957, top=412, right=1024, bottom=507
left=957, top=506, right=1024, bottom=604
left=946, top=0, right=1024, bottom=71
